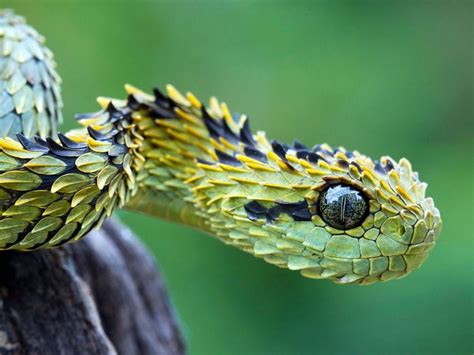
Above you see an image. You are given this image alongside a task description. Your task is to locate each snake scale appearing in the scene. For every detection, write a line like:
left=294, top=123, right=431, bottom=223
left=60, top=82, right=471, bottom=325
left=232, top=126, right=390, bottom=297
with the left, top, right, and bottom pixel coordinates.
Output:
left=0, top=10, right=441, bottom=285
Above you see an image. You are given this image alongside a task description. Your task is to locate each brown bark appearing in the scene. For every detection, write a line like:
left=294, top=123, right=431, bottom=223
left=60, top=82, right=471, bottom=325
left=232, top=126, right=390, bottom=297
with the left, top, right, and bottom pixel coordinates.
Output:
left=0, top=218, right=185, bottom=355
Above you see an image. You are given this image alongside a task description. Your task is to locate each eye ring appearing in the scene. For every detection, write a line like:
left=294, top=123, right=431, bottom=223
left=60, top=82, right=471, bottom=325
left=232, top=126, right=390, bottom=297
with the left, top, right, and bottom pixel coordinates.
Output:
left=317, top=184, right=369, bottom=230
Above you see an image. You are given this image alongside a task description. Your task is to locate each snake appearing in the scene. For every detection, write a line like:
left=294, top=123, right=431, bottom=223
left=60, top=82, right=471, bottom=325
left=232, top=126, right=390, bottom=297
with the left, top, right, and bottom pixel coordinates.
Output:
left=0, top=10, right=442, bottom=285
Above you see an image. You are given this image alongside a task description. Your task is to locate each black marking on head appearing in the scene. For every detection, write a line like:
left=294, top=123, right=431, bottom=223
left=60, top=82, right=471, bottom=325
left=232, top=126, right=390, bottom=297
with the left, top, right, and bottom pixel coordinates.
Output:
left=240, top=118, right=256, bottom=147
left=271, top=141, right=296, bottom=170
left=293, top=140, right=308, bottom=151
left=221, top=119, right=240, bottom=144
left=271, top=141, right=287, bottom=161
left=266, top=205, right=282, bottom=220
left=291, top=208, right=312, bottom=221
left=307, top=152, right=326, bottom=164
left=200, top=105, right=241, bottom=144
left=384, top=159, right=395, bottom=172
left=244, top=201, right=267, bottom=221
left=17, top=134, right=49, bottom=152
left=245, top=200, right=267, bottom=214
left=244, top=146, right=268, bottom=163
left=337, top=159, right=349, bottom=169
left=244, top=199, right=313, bottom=223
left=215, top=150, right=241, bottom=167
left=277, top=200, right=312, bottom=221
left=296, top=150, right=309, bottom=160
left=350, top=161, right=362, bottom=173
left=201, top=107, right=223, bottom=140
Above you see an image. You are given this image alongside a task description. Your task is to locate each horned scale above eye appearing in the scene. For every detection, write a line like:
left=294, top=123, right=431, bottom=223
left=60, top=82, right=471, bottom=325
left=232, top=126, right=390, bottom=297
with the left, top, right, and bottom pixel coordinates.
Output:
left=0, top=10, right=442, bottom=285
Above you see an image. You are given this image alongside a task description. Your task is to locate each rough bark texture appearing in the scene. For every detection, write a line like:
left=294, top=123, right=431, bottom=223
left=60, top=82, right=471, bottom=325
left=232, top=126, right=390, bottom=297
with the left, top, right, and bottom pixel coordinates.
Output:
left=0, top=218, right=185, bottom=355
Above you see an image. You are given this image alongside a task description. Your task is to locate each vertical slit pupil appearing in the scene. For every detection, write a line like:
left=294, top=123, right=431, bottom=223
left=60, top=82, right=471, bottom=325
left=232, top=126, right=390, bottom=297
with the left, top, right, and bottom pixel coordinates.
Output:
left=340, top=195, right=347, bottom=224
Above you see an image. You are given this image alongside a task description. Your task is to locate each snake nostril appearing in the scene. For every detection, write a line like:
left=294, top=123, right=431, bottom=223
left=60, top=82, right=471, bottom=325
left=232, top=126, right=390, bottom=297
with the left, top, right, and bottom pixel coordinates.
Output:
left=399, top=226, right=406, bottom=236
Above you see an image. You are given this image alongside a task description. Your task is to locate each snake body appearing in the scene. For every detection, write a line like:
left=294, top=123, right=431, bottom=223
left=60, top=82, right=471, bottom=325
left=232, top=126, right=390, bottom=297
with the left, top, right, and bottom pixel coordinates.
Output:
left=0, top=11, right=442, bottom=285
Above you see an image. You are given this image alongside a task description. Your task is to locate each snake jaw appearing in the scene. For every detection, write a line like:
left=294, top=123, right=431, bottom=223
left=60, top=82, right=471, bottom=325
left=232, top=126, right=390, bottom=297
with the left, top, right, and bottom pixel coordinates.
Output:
left=191, top=139, right=442, bottom=284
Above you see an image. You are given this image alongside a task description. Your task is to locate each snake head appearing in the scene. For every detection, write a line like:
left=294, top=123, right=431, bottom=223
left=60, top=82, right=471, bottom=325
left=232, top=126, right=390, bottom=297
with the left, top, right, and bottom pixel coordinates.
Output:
left=195, top=133, right=442, bottom=285
left=295, top=148, right=443, bottom=284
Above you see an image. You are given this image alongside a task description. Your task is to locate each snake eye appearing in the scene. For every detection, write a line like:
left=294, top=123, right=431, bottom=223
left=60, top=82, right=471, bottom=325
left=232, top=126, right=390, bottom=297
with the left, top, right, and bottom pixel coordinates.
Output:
left=318, top=184, right=368, bottom=230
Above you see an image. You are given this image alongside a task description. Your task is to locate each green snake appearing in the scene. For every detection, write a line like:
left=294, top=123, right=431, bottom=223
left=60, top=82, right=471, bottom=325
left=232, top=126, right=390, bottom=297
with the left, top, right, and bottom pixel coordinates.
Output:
left=0, top=10, right=442, bottom=285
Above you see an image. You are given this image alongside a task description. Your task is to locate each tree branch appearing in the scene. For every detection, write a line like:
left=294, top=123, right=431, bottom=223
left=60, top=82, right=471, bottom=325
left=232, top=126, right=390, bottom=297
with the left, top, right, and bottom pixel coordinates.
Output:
left=0, top=218, right=184, bottom=355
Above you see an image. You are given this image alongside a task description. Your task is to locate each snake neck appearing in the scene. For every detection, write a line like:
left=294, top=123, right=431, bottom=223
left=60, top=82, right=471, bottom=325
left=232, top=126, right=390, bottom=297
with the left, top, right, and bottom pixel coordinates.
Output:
left=80, top=84, right=264, bottom=232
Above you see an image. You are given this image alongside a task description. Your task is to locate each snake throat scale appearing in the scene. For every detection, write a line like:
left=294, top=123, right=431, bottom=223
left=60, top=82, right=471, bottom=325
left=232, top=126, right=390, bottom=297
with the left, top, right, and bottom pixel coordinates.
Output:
left=0, top=10, right=442, bottom=285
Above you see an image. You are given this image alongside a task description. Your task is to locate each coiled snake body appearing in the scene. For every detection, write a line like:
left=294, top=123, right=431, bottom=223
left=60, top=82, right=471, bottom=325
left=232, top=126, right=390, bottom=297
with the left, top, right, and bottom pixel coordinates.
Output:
left=0, top=11, right=441, bottom=285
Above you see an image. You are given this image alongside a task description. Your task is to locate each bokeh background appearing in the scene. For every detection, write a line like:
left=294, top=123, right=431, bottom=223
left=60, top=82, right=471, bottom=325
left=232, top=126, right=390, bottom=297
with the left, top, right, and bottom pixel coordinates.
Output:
left=3, top=1, right=472, bottom=354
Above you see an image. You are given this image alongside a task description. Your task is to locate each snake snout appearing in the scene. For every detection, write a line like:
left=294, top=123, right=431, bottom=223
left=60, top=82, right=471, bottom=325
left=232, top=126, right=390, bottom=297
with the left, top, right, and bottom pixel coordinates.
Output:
left=398, top=197, right=442, bottom=273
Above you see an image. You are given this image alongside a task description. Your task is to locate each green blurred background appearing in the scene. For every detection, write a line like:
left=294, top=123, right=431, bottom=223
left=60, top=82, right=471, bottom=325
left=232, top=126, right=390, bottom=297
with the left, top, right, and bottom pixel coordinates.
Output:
left=3, top=1, right=472, bottom=354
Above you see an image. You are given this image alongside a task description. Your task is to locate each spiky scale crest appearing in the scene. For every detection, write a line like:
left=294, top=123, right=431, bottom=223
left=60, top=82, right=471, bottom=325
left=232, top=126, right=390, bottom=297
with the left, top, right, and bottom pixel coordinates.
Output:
left=76, top=83, right=440, bottom=285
